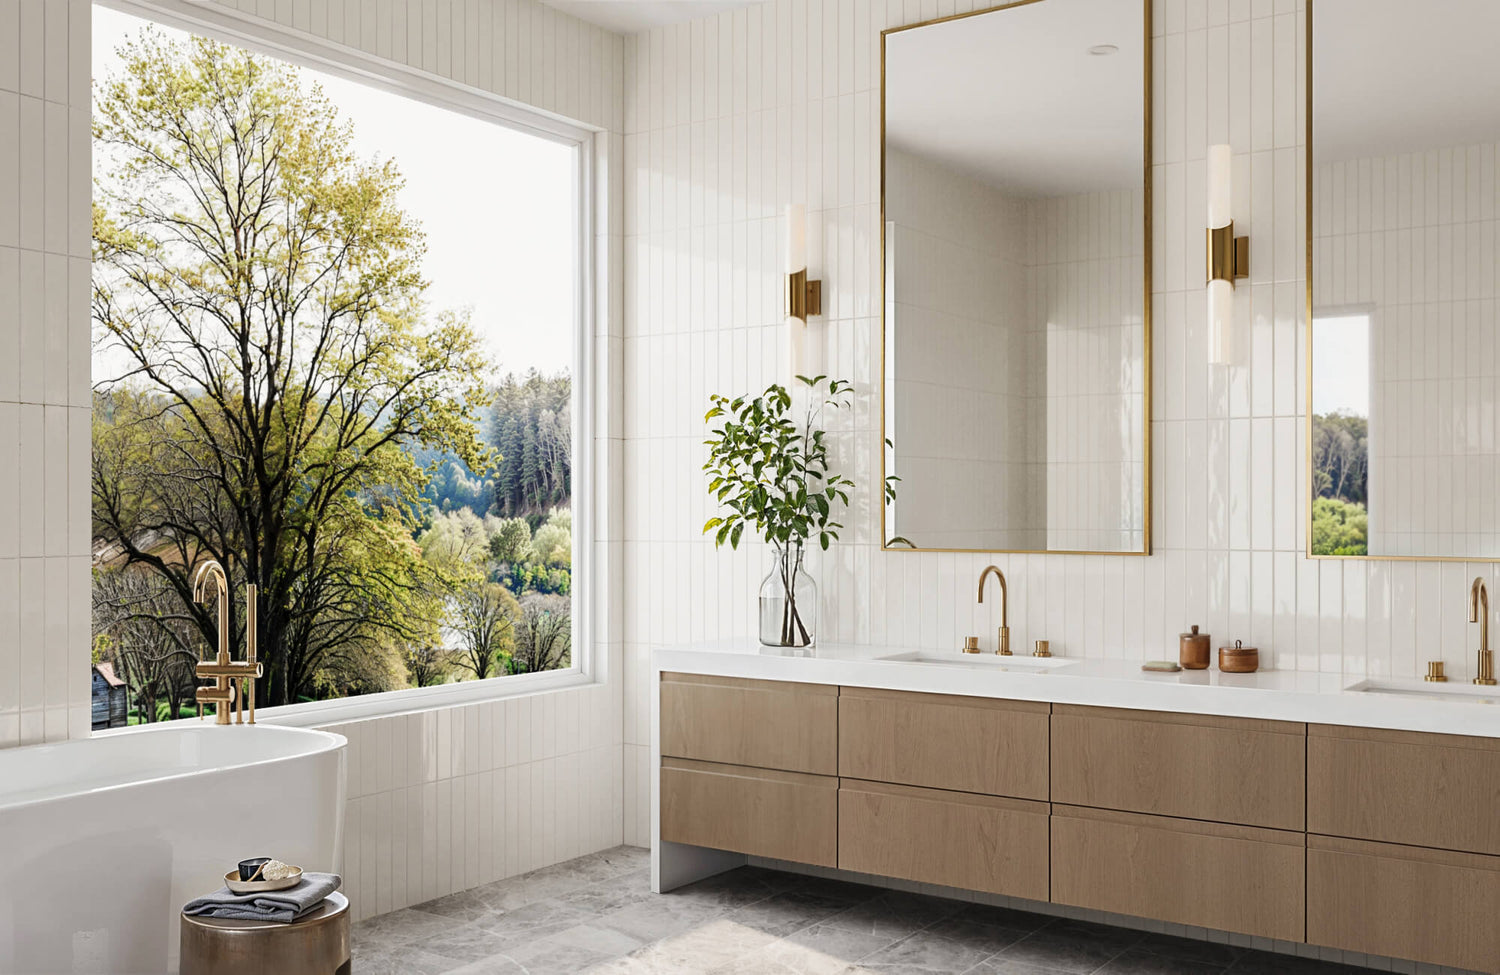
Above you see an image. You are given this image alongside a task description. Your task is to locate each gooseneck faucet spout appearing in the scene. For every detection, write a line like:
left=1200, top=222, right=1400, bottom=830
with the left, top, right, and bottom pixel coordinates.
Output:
left=977, top=565, right=1011, bottom=656
left=1472, top=577, right=1495, bottom=686
left=191, top=560, right=263, bottom=725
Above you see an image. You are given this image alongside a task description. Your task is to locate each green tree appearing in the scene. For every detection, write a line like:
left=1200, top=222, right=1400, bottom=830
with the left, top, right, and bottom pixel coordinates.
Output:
left=418, top=509, right=521, bottom=680
left=1312, top=412, right=1368, bottom=505
left=487, top=371, right=571, bottom=516
left=1311, top=497, right=1368, bottom=556
left=91, top=28, right=491, bottom=706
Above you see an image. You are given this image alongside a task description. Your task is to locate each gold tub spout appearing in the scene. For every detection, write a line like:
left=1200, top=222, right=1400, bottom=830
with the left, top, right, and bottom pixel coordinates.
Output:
left=192, top=561, right=264, bottom=725
left=977, top=565, right=1010, bottom=655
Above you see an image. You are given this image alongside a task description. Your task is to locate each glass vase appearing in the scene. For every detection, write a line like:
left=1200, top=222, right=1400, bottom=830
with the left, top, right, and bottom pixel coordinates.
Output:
left=759, top=544, right=817, bottom=648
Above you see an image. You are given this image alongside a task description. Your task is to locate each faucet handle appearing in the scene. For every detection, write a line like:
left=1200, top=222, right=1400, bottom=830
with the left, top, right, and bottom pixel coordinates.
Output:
left=962, top=636, right=980, bottom=654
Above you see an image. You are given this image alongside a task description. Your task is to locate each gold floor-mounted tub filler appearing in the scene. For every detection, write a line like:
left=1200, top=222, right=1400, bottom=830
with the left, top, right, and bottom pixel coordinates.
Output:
left=192, top=560, right=264, bottom=725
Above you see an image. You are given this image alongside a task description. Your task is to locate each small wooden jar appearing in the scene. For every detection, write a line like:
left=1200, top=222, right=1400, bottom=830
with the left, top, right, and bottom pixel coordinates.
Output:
left=1219, top=640, right=1259, bottom=673
left=1179, top=625, right=1211, bottom=670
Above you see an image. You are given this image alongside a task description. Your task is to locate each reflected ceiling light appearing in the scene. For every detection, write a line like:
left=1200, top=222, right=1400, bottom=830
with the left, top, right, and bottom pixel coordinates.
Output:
left=1206, top=144, right=1249, bottom=365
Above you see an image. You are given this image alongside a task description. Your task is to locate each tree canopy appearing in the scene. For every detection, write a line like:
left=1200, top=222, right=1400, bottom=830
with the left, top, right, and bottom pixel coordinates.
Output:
left=91, top=28, right=491, bottom=706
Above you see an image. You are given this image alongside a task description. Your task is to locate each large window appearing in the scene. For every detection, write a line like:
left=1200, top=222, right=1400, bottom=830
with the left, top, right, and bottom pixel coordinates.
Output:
left=90, top=6, right=585, bottom=724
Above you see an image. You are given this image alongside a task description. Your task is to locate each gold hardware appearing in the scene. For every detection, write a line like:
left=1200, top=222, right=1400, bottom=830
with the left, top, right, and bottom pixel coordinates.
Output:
left=1206, top=222, right=1249, bottom=284
left=877, top=0, right=1153, bottom=558
left=786, top=267, right=822, bottom=322
left=962, top=636, right=980, bottom=654
left=192, top=561, right=264, bottom=725
left=1034, top=640, right=1051, bottom=658
left=1425, top=660, right=1448, bottom=682
left=1472, top=577, right=1496, bottom=686
left=977, top=565, right=1010, bottom=654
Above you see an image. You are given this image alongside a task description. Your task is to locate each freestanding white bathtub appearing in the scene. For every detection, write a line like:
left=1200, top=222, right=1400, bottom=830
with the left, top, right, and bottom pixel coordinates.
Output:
left=0, top=723, right=346, bottom=975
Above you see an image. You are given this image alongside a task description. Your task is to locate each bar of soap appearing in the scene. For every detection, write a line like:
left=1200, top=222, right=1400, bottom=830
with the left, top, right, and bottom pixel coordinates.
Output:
left=1141, top=660, right=1181, bottom=672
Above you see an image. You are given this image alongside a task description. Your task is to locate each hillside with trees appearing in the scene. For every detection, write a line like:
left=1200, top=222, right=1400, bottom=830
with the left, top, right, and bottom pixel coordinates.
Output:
left=1311, top=411, right=1369, bottom=555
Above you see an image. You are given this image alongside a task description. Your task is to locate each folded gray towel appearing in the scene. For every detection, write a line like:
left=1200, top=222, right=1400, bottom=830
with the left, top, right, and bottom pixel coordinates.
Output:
left=183, top=872, right=343, bottom=923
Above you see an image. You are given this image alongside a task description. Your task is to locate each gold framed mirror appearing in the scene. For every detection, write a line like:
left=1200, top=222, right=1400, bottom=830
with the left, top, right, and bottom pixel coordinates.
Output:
left=1306, top=0, right=1500, bottom=561
left=879, top=0, right=1152, bottom=555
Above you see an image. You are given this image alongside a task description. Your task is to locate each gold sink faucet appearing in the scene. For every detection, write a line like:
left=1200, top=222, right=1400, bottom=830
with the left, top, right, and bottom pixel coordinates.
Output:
left=192, top=560, right=263, bottom=725
left=977, top=565, right=1011, bottom=655
left=1472, top=576, right=1495, bottom=686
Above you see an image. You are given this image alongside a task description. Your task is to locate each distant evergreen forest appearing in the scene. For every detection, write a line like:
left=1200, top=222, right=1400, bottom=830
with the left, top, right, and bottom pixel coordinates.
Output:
left=419, top=370, right=572, bottom=521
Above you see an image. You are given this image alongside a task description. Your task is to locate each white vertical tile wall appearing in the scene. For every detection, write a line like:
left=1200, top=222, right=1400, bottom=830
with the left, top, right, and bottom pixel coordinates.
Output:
left=3, top=0, right=625, bottom=923
left=1315, top=144, right=1500, bottom=559
left=0, top=0, right=93, bottom=751
left=618, top=0, right=1500, bottom=851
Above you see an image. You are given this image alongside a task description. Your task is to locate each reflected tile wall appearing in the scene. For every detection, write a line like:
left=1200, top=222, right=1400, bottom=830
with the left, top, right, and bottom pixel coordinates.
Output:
left=618, top=0, right=1500, bottom=855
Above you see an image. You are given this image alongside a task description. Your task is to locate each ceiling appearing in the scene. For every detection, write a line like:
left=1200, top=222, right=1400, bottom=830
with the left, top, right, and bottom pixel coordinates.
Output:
left=543, top=0, right=763, bottom=33
left=884, top=0, right=1144, bottom=199
left=1315, top=0, right=1500, bottom=162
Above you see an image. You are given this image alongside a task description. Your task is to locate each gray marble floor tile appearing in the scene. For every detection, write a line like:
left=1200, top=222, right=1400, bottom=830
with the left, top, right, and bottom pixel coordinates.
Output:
left=1095, top=947, right=1230, bottom=975
left=350, top=942, right=468, bottom=975
left=1131, top=933, right=1245, bottom=968
left=858, top=924, right=1010, bottom=974
left=994, top=929, right=1136, bottom=974
left=353, top=906, right=469, bottom=949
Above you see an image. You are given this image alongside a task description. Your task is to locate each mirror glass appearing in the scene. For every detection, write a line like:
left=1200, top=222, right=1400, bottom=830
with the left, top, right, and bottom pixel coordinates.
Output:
left=881, top=0, right=1150, bottom=554
left=1310, top=0, right=1500, bottom=559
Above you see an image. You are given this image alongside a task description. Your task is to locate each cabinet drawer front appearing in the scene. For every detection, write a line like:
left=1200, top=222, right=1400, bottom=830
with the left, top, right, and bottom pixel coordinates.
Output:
left=1051, top=706, right=1305, bottom=830
left=1308, top=724, right=1500, bottom=854
left=1308, top=835, right=1500, bottom=972
left=839, top=780, right=1049, bottom=900
left=839, top=688, right=1049, bottom=798
left=1051, top=806, right=1305, bottom=942
left=661, top=673, right=837, bottom=775
left=660, top=758, right=837, bottom=867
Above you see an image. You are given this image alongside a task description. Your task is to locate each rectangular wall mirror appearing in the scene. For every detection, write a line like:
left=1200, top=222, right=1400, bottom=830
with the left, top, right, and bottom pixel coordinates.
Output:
left=880, top=0, right=1151, bottom=555
left=1308, top=0, right=1500, bottom=559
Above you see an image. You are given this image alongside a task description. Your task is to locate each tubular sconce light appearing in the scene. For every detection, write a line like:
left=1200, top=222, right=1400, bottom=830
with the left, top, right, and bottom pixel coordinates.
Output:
left=1206, top=144, right=1248, bottom=365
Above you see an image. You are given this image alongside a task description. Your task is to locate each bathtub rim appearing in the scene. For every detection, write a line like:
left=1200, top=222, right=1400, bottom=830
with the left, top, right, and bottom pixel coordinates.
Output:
left=0, top=723, right=346, bottom=814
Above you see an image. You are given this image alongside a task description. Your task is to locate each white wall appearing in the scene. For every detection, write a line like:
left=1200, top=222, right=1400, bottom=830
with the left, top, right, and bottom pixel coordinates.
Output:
left=1315, top=143, right=1500, bottom=558
left=1, top=0, right=626, bottom=924
left=619, top=0, right=1500, bottom=850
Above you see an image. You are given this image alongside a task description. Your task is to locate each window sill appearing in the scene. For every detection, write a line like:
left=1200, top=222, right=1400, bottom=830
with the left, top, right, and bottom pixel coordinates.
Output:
left=94, top=667, right=597, bottom=736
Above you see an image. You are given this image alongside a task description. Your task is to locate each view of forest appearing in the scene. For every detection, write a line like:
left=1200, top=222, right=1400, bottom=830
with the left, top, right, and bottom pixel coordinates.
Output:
left=89, top=28, right=574, bottom=722
left=1311, top=411, right=1368, bottom=556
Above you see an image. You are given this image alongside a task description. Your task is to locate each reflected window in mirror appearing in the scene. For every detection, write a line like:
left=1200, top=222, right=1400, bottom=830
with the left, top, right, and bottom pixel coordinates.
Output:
left=1309, top=0, right=1500, bottom=560
left=881, top=0, right=1151, bottom=555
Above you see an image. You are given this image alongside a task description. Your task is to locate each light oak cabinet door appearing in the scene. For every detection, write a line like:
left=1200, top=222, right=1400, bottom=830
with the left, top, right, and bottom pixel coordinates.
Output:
left=1308, top=835, right=1500, bottom=973
left=660, top=673, right=838, bottom=775
left=839, top=779, right=1050, bottom=900
left=660, top=757, right=837, bottom=867
left=1051, top=706, right=1305, bottom=830
left=1308, top=723, right=1500, bottom=855
left=1051, top=805, right=1305, bottom=942
left=838, top=688, right=1049, bottom=799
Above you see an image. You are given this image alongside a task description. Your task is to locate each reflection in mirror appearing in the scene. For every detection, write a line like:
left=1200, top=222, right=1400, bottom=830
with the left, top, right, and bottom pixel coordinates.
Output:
left=881, top=0, right=1149, bottom=555
left=1310, top=0, right=1500, bottom=559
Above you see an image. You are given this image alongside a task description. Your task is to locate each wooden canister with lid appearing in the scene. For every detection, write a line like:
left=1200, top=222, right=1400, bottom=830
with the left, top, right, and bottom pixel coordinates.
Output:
left=1219, top=640, right=1259, bottom=673
left=1179, top=625, right=1211, bottom=670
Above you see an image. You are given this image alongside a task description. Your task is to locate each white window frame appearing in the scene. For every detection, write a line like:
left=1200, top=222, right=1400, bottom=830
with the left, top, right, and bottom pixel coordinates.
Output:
left=92, top=0, right=600, bottom=729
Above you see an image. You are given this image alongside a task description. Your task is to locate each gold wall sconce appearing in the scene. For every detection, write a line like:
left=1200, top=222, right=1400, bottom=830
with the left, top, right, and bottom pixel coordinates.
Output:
left=1206, top=144, right=1248, bottom=365
left=784, top=204, right=822, bottom=323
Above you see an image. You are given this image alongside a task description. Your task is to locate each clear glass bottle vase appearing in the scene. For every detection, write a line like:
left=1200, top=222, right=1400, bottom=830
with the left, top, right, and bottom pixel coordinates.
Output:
left=759, top=544, right=816, bottom=648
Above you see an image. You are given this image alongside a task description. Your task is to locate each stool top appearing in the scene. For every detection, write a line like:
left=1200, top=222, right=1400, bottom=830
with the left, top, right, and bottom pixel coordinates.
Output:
left=180, top=890, right=348, bottom=933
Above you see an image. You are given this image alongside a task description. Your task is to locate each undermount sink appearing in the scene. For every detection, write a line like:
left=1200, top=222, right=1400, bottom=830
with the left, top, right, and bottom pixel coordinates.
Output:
left=875, top=650, right=1074, bottom=671
left=1346, top=678, right=1500, bottom=704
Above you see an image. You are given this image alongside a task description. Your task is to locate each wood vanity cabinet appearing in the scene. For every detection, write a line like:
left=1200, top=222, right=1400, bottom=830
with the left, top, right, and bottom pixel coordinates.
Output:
left=838, top=688, right=1049, bottom=798
left=1051, top=805, right=1305, bottom=942
left=660, top=672, right=838, bottom=775
left=1308, top=723, right=1500, bottom=855
left=1307, top=835, right=1500, bottom=973
left=659, top=757, right=837, bottom=867
left=1051, top=706, right=1305, bottom=830
left=839, top=779, right=1050, bottom=900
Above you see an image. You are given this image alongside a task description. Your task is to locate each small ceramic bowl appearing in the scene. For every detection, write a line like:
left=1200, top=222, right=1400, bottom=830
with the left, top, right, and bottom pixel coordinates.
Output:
left=237, top=857, right=272, bottom=882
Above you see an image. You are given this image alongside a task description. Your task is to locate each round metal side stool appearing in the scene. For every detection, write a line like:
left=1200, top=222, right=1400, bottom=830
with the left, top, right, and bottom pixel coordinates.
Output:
left=180, top=890, right=350, bottom=975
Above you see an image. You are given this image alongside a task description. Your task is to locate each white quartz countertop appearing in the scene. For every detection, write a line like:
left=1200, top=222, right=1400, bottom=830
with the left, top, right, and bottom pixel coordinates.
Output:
left=653, top=639, right=1500, bottom=738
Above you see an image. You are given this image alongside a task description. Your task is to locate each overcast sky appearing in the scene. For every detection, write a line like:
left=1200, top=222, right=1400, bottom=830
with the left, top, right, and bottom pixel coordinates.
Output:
left=1312, top=314, right=1371, bottom=417
left=92, top=7, right=577, bottom=380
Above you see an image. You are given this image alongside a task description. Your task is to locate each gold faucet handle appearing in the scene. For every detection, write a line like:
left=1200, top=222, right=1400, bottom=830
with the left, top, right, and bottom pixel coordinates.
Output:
left=196, top=661, right=263, bottom=678
left=1424, top=660, right=1447, bottom=682
left=962, top=636, right=980, bottom=654
left=1034, top=640, right=1051, bottom=658
left=997, top=626, right=1011, bottom=655
left=195, top=686, right=234, bottom=704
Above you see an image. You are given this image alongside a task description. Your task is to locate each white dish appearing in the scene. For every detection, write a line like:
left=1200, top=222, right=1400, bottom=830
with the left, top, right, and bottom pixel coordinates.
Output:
left=224, top=867, right=302, bottom=894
